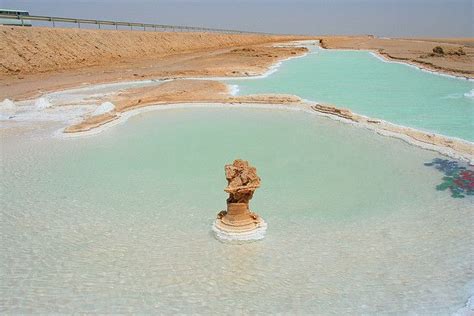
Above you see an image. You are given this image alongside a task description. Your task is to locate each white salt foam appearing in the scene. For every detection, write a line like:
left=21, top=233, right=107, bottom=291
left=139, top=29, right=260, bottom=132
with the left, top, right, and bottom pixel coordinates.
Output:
left=454, top=295, right=474, bottom=316
left=0, top=99, right=16, bottom=110
left=212, top=218, right=267, bottom=243
left=464, top=89, right=474, bottom=99
left=92, top=102, right=115, bottom=116
left=35, top=98, right=52, bottom=110
left=228, top=84, right=239, bottom=96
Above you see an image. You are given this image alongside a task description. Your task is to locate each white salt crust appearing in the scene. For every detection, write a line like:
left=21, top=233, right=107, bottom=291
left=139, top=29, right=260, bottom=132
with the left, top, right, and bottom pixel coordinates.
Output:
left=55, top=102, right=474, bottom=165
left=92, top=102, right=115, bottom=116
left=0, top=98, right=16, bottom=110
left=212, top=218, right=267, bottom=243
left=34, top=98, right=52, bottom=110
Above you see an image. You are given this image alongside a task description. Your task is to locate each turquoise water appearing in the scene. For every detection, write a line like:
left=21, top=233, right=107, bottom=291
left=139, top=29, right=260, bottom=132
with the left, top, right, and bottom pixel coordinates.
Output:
left=1, top=107, right=473, bottom=313
left=228, top=48, right=474, bottom=141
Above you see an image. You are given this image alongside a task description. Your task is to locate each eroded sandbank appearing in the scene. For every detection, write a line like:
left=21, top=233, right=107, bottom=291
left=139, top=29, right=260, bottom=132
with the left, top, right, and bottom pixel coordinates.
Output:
left=0, top=26, right=309, bottom=100
left=60, top=99, right=474, bottom=164
left=63, top=80, right=302, bottom=133
left=320, top=36, right=474, bottom=79
left=2, top=38, right=472, bottom=163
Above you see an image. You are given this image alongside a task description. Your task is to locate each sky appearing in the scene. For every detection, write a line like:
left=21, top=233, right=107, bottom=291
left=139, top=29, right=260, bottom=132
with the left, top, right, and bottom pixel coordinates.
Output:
left=2, top=0, right=473, bottom=37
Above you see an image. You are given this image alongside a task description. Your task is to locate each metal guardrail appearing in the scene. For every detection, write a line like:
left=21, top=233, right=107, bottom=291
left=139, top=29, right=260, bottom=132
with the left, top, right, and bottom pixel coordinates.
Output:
left=0, top=13, right=271, bottom=35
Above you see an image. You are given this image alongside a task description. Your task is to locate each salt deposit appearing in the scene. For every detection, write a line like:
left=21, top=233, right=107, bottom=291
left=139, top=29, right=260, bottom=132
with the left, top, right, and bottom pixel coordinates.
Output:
left=92, top=102, right=115, bottom=116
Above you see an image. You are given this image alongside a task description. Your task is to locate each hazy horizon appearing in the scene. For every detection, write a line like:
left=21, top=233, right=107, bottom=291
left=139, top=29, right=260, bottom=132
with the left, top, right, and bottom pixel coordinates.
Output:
left=2, top=0, right=473, bottom=37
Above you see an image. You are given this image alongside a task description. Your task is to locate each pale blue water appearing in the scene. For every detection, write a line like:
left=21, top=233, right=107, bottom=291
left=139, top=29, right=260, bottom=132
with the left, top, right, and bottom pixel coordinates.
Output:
left=1, top=107, right=473, bottom=313
left=228, top=48, right=474, bottom=141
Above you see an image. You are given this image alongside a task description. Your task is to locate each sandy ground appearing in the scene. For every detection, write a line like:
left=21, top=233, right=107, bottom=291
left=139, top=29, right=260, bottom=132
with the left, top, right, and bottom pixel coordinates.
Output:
left=59, top=79, right=473, bottom=162
left=0, top=26, right=308, bottom=100
left=310, top=104, right=473, bottom=160
left=0, top=44, right=307, bottom=101
left=0, top=26, right=307, bottom=75
left=1, top=27, right=472, bottom=161
left=2, top=28, right=472, bottom=101
left=401, top=38, right=474, bottom=48
left=320, top=36, right=474, bottom=78
left=64, top=80, right=301, bottom=133
left=112, top=80, right=301, bottom=111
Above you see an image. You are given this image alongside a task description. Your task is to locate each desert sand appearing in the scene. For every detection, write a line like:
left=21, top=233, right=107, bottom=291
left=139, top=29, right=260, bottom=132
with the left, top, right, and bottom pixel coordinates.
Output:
left=64, top=79, right=301, bottom=133
left=1, top=27, right=473, bottom=161
left=309, top=104, right=473, bottom=160
left=0, top=26, right=308, bottom=100
left=2, top=28, right=472, bottom=101
left=61, top=79, right=473, bottom=161
left=320, top=36, right=474, bottom=78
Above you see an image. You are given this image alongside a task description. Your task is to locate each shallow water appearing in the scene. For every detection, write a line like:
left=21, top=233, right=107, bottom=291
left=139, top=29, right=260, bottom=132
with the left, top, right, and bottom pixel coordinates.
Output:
left=0, top=79, right=164, bottom=123
left=1, top=107, right=472, bottom=314
left=228, top=47, right=474, bottom=141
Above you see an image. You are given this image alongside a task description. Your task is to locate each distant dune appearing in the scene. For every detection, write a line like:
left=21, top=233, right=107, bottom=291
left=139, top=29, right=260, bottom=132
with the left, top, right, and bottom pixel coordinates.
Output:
left=403, top=38, right=474, bottom=48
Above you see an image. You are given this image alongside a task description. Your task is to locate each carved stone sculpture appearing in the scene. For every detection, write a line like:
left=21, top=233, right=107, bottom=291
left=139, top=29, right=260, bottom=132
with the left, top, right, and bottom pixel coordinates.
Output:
left=212, top=159, right=267, bottom=241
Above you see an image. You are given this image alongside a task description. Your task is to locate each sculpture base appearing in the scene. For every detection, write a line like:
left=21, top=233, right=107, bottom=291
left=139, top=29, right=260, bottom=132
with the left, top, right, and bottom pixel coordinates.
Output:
left=212, top=202, right=267, bottom=242
left=212, top=218, right=267, bottom=242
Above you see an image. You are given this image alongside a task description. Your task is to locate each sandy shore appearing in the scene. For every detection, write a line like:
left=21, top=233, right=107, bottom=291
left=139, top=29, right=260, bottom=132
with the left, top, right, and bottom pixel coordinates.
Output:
left=1, top=28, right=473, bottom=162
left=60, top=78, right=473, bottom=163
left=309, top=104, right=473, bottom=162
left=3, top=28, right=472, bottom=102
left=0, top=26, right=309, bottom=100
left=1, top=29, right=473, bottom=315
left=63, top=79, right=302, bottom=133
left=320, top=36, right=474, bottom=79
left=60, top=101, right=474, bottom=164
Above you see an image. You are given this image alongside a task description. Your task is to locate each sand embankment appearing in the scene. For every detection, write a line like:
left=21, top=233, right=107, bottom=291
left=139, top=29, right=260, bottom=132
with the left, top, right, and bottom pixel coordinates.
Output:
left=61, top=79, right=473, bottom=163
left=0, top=26, right=308, bottom=100
left=320, top=36, right=474, bottom=78
left=64, top=80, right=301, bottom=133
left=1, top=28, right=472, bottom=160
left=0, top=26, right=305, bottom=75
left=309, top=104, right=473, bottom=161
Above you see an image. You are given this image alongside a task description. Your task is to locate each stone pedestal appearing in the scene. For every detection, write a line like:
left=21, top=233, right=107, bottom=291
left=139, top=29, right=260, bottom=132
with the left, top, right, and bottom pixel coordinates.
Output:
left=213, top=203, right=267, bottom=242
left=212, top=159, right=267, bottom=242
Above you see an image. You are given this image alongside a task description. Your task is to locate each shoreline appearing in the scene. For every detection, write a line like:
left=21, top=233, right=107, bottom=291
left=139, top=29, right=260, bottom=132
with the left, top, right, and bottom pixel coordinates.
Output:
left=319, top=36, right=474, bottom=80
left=318, top=45, right=474, bottom=81
left=3, top=39, right=469, bottom=100
left=368, top=51, right=474, bottom=81
left=0, top=30, right=311, bottom=101
left=2, top=40, right=473, bottom=163
left=54, top=102, right=474, bottom=164
left=33, top=41, right=313, bottom=102
left=3, top=34, right=472, bottom=101
left=2, top=28, right=473, bottom=315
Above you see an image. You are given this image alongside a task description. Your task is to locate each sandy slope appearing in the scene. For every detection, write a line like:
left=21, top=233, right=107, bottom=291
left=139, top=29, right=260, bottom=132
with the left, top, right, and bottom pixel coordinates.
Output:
left=320, top=36, right=474, bottom=78
left=0, top=26, right=304, bottom=75
left=0, top=26, right=308, bottom=100
left=1, top=27, right=472, bottom=160
left=60, top=79, right=473, bottom=163
left=2, top=28, right=472, bottom=101
left=64, top=80, right=301, bottom=133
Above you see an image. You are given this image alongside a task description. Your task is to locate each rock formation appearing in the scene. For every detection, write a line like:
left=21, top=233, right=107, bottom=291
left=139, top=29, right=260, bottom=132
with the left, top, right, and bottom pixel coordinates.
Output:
left=311, top=104, right=358, bottom=122
left=212, top=159, right=267, bottom=241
